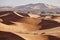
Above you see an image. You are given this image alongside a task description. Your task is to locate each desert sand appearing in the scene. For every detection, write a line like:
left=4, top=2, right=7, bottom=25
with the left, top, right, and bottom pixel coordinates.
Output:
left=0, top=11, right=60, bottom=40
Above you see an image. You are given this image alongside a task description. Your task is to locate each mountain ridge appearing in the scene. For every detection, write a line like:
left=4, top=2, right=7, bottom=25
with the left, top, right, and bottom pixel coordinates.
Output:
left=0, top=3, right=60, bottom=14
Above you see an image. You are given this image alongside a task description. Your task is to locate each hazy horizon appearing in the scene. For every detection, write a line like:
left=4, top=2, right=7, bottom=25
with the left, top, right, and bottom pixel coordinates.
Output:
left=0, top=0, right=60, bottom=7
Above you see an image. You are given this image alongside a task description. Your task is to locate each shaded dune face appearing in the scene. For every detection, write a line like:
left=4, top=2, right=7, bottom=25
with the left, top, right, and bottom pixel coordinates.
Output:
left=0, top=11, right=23, bottom=25
left=38, top=19, right=60, bottom=29
left=0, top=31, right=25, bottom=40
left=47, top=35, right=60, bottom=40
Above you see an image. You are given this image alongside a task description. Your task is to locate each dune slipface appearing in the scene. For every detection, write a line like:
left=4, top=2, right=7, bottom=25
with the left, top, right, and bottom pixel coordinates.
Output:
left=0, top=31, right=25, bottom=40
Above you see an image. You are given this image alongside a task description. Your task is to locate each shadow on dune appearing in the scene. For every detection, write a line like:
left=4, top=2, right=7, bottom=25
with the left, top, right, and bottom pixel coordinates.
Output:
left=0, top=11, right=24, bottom=25
left=38, top=19, right=60, bottom=30
left=0, top=31, right=25, bottom=40
left=46, top=35, right=60, bottom=40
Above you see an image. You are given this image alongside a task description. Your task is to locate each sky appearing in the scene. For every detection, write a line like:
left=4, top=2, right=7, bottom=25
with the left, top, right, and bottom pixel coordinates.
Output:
left=0, top=0, right=60, bottom=6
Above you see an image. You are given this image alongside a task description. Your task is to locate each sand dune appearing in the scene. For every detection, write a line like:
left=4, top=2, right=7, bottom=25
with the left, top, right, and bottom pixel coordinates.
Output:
left=0, top=11, right=60, bottom=40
